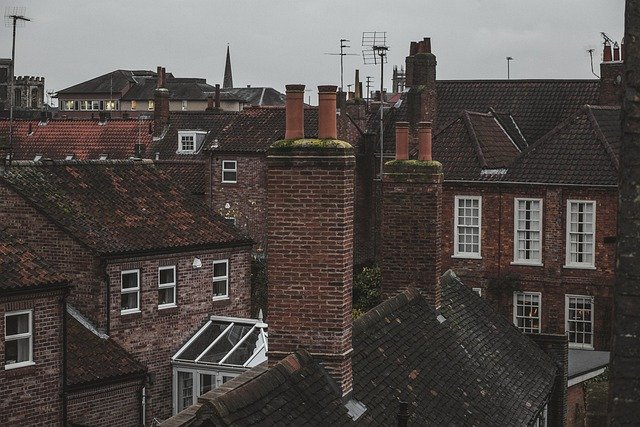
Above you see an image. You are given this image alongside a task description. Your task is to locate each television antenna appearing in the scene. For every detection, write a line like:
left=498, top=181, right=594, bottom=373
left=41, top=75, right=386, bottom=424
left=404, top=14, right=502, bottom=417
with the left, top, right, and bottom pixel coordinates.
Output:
left=362, top=31, right=388, bottom=180
left=587, top=48, right=600, bottom=78
left=3, top=6, right=31, bottom=171
left=365, top=76, right=373, bottom=109
left=325, top=39, right=358, bottom=92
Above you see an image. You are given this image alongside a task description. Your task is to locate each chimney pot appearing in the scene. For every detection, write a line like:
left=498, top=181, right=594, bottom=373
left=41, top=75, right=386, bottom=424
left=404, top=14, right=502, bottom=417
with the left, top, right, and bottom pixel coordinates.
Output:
left=603, top=41, right=613, bottom=62
left=614, top=42, right=620, bottom=61
left=410, top=41, right=419, bottom=56
left=285, top=84, right=305, bottom=139
left=423, top=37, right=432, bottom=53
left=395, top=122, right=409, bottom=160
left=156, top=66, right=163, bottom=88
left=318, top=85, right=338, bottom=139
left=418, top=121, right=433, bottom=161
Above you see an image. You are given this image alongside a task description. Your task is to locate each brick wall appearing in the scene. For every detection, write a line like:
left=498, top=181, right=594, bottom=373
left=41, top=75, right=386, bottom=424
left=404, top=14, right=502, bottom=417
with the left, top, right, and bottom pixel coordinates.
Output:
left=106, top=248, right=252, bottom=420
left=0, top=290, right=65, bottom=426
left=442, top=183, right=616, bottom=350
left=354, top=133, right=377, bottom=268
left=210, top=154, right=267, bottom=253
left=0, top=183, right=105, bottom=328
left=266, top=143, right=355, bottom=396
left=567, top=383, right=586, bottom=426
left=67, top=379, right=143, bottom=427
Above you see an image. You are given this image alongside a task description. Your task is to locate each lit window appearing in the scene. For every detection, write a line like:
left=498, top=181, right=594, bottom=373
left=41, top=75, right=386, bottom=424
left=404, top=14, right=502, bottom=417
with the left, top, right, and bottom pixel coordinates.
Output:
left=213, top=260, right=229, bottom=300
left=222, top=160, right=237, bottom=183
left=158, top=266, right=177, bottom=308
left=5, top=310, right=33, bottom=369
left=514, top=198, right=543, bottom=264
left=148, top=100, right=154, bottom=110
left=182, top=100, right=188, bottom=110
left=566, top=201, right=596, bottom=268
left=121, top=269, right=140, bottom=314
left=454, top=196, right=481, bottom=258
left=63, top=100, right=76, bottom=111
left=91, top=100, right=100, bottom=110
left=79, top=100, right=90, bottom=110
left=131, top=100, right=138, bottom=110
left=513, top=292, right=541, bottom=333
left=566, top=295, right=594, bottom=349
left=104, top=100, right=117, bottom=111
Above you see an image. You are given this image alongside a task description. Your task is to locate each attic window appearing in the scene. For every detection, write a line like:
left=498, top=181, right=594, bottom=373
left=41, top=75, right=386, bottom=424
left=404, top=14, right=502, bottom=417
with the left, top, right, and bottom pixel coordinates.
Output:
left=65, top=155, right=74, bottom=161
left=99, top=154, right=108, bottom=160
left=177, top=131, right=207, bottom=154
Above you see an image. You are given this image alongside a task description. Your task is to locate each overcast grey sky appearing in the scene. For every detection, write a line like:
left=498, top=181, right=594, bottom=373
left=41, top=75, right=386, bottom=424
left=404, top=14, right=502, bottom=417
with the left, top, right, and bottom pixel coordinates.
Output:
left=1, top=0, right=625, bottom=105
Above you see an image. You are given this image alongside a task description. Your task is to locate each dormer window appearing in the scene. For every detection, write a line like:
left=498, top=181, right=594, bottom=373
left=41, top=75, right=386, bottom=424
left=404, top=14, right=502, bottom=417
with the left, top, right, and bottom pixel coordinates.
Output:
left=177, top=131, right=206, bottom=154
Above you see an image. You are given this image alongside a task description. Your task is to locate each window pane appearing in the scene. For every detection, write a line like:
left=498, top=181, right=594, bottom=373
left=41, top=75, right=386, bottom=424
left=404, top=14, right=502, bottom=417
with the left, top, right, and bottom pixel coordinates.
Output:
left=223, top=171, right=237, bottom=182
left=5, top=338, right=30, bottom=364
left=200, top=374, right=214, bottom=395
left=214, top=262, right=227, bottom=277
left=122, top=272, right=138, bottom=289
left=6, top=313, right=29, bottom=335
left=160, top=268, right=174, bottom=284
left=159, top=288, right=175, bottom=305
left=213, top=279, right=227, bottom=297
left=121, top=292, right=138, bottom=310
left=177, top=371, right=194, bottom=412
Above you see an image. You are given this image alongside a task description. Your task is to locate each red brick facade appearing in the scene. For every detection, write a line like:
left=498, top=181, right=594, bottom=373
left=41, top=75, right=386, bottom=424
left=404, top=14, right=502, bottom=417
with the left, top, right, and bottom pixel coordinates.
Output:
left=0, top=290, right=65, bottom=426
left=266, top=143, right=355, bottom=396
left=67, top=380, right=143, bottom=427
left=442, top=183, right=616, bottom=350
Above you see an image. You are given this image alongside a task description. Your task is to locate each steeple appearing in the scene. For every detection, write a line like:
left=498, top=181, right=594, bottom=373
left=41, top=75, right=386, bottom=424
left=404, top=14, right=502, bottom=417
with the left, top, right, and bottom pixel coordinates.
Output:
left=223, top=44, right=233, bottom=89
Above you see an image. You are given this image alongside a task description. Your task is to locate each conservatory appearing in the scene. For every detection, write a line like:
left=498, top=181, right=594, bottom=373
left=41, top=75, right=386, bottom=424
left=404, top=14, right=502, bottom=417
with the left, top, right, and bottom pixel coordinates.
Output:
left=171, top=313, right=268, bottom=414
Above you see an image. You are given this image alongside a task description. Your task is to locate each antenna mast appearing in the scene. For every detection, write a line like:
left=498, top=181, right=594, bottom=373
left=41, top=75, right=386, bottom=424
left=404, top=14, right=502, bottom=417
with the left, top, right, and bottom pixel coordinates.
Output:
left=3, top=6, right=31, bottom=172
left=325, top=38, right=358, bottom=92
left=506, top=56, right=514, bottom=80
left=362, top=31, right=388, bottom=180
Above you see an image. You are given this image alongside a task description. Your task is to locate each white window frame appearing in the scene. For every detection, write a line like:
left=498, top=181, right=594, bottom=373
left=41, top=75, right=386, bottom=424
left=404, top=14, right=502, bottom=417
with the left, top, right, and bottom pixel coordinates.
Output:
left=4, top=310, right=34, bottom=370
left=513, top=291, right=541, bottom=334
left=565, top=294, right=595, bottom=350
left=158, top=266, right=177, bottom=309
left=177, top=131, right=206, bottom=154
left=131, top=99, right=137, bottom=111
left=212, top=260, right=229, bottom=300
left=453, top=196, right=482, bottom=259
left=182, top=100, right=188, bottom=110
left=148, top=100, right=154, bottom=111
left=512, top=198, right=543, bottom=266
left=472, top=287, right=482, bottom=297
left=564, top=200, right=596, bottom=269
left=121, top=269, right=141, bottom=315
left=172, top=367, right=239, bottom=415
left=221, top=160, right=238, bottom=184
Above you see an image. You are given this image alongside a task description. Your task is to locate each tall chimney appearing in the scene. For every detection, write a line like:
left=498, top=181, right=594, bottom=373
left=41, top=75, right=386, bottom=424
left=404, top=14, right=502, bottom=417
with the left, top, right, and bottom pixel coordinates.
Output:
left=599, top=41, right=624, bottom=106
left=395, top=122, right=409, bottom=160
left=354, top=69, right=361, bottom=99
left=153, top=66, right=170, bottom=137
left=613, top=42, right=620, bottom=61
left=267, top=96, right=355, bottom=396
left=284, top=84, right=305, bottom=139
left=206, top=95, right=214, bottom=110
left=381, top=141, right=443, bottom=306
left=406, top=37, right=437, bottom=144
left=215, top=84, right=221, bottom=109
left=318, top=85, right=337, bottom=139
left=603, top=40, right=613, bottom=62
left=418, top=121, right=433, bottom=161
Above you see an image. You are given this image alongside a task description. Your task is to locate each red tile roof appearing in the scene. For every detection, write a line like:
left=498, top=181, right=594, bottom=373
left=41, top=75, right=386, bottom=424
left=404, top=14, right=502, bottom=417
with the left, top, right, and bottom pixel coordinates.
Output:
left=1, top=160, right=251, bottom=256
left=0, top=118, right=153, bottom=161
left=0, top=229, right=69, bottom=291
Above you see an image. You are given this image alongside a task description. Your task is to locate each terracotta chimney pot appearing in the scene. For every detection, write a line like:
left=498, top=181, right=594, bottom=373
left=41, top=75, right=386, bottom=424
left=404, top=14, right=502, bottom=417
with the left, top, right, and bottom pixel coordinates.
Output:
left=395, top=122, right=409, bottom=160
left=614, top=42, right=620, bottom=61
left=603, top=41, right=613, bottom=62
left=418, top=121, right=433, bottom=161
left=285, top=84, right=305, bottom=139
left=318, top=85, right=338, bottom=139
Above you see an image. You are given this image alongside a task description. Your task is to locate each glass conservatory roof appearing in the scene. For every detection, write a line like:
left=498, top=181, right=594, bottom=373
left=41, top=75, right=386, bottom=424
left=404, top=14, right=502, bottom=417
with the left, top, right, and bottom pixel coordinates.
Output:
left=172, top=313, right=268, bottom=368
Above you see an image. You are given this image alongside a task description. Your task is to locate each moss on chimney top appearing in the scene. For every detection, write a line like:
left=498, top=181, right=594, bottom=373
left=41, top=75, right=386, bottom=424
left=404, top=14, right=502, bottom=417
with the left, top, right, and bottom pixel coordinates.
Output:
left=385, top=159, right=442, bottom=174
left=271, top=138, right=353, bottom=150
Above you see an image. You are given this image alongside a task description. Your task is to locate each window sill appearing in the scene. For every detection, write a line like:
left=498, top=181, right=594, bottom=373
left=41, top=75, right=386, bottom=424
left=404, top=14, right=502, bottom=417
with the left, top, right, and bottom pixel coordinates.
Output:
left=451, top=254, right=482, bottom=260
left=212, top=296, right=230, bottom=302
left=221, top=181, right=238, bottom=185
left=120, top=309, right=141, bottom=316
left=569, top=344, right=594, bottom=350
left=563, top=264, right=597, bottom=270
left=5, top=360, right=35, bottom=371
left=158, top=304, right=177, bottom=310
left=510, top=261, right=544, bottom=267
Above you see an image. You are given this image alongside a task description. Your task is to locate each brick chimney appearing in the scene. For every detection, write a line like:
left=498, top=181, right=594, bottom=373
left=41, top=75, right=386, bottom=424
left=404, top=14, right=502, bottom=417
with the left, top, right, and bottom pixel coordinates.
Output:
left=284, top=84, right=305, bottom=139
left=405, top=38, right=437, bottom=149
left=215, top=84, right=221, bottom=109
left=381, top=121, right=443, bottom=307
left=599, top=39, right=624, bottom=106
left=153, top=66, right=169, bottom=137
left=267, top=85, right=355, bottom=397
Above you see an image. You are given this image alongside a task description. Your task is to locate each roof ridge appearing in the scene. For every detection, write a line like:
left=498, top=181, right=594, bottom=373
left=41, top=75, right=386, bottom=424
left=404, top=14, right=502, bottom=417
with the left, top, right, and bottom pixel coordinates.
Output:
left=586, top=106, right=620, bottom=172
left=353, top=288, right=422, bottom=335
left=461, top=110, right=488, bottom=168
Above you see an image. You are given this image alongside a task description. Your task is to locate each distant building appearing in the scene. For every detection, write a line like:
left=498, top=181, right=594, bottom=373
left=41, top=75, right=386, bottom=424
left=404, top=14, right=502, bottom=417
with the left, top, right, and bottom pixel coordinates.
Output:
left=0, top=58, right=45, bottom=113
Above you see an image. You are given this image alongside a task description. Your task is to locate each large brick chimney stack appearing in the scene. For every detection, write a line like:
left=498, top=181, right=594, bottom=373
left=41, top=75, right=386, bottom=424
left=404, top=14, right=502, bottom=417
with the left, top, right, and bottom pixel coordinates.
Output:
left=599, top=38, right=624, bottom=106
left=381, top=121, right=443, bottom=307
left=405, top=38, right=437, bottom=151
left=153, top=66, right=170, bottom=137
left=267, top=84, right=355, bottom=397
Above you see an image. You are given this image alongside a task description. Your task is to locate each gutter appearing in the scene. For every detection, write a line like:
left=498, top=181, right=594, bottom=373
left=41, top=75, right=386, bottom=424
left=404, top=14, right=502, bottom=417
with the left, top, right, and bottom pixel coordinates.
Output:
left=100, top=238, right=254, bottom=260
left=443, top=179, right=618, bottom=188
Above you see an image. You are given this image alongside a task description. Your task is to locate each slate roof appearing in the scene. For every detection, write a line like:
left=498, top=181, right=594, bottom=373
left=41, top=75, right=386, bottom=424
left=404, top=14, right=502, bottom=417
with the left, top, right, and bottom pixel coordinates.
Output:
left=0, top=160, right=251, bottom=256
left=568, top=349, right=610, bottom=379
left=163, top=271, right=556, bottom=426
left=0, top=229, right=68, bottom=291
left=66, top=311, right=146, bottom=388
left=505, top=105, right=620, bottom=186
left=220, top=87, right=286, bottom=107
left=121, top=79, right=241, bottom=102
left=435, top=80, right=600, bottom=143
left=351, top=270, right=556, bottom=426
left=56, top=70, right=157, bottom=95
left=161, top=350, right=365, bottom=426
left=0, top=118, right=153, bottom=161
left=153, top=160, right=207, bottom=196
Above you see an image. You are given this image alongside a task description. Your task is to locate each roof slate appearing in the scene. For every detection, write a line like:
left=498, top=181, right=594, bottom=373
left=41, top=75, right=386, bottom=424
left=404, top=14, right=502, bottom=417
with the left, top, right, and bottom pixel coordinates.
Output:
left=0, top=119, right=153, bottom=161
left=0, top=229, right=68, bottom=291
left=220, top=87, right=286, bottom=107
left=352, top=270, right=556, bottom=425
left=56, top=70, right=156, bottom=95
left=506, top=105, right=621, bottom=185
left=66, top=312, right=146, bottom=387
left=1, top=160, right=250, bottom=256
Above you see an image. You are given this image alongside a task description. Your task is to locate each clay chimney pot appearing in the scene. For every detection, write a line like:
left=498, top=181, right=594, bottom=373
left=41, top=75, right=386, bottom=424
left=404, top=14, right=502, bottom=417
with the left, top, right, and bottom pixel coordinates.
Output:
left=285, top=84, right=305, bottom=139
left=418, top=121, right=433, bottom=161
left=318, top=85, right=338, bottom=139
left=395, top=122, right=409, bottom=160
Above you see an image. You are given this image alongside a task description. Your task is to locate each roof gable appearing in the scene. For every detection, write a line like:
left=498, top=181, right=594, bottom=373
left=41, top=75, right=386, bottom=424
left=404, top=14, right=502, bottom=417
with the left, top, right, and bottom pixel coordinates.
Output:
left=56, top=70, right=149, bottom=95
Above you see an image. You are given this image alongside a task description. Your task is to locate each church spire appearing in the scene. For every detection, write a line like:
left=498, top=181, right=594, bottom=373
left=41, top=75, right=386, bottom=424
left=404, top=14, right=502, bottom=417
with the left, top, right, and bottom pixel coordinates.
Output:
left=223, top=45, right=233, bottom=89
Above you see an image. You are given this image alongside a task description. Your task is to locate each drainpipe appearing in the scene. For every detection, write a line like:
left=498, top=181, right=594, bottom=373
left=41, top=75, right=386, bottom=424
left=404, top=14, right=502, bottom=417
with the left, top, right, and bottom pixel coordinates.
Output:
left=102, top=259, right=111, bottom=334
left=62, top=293, right=69, bottom=425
